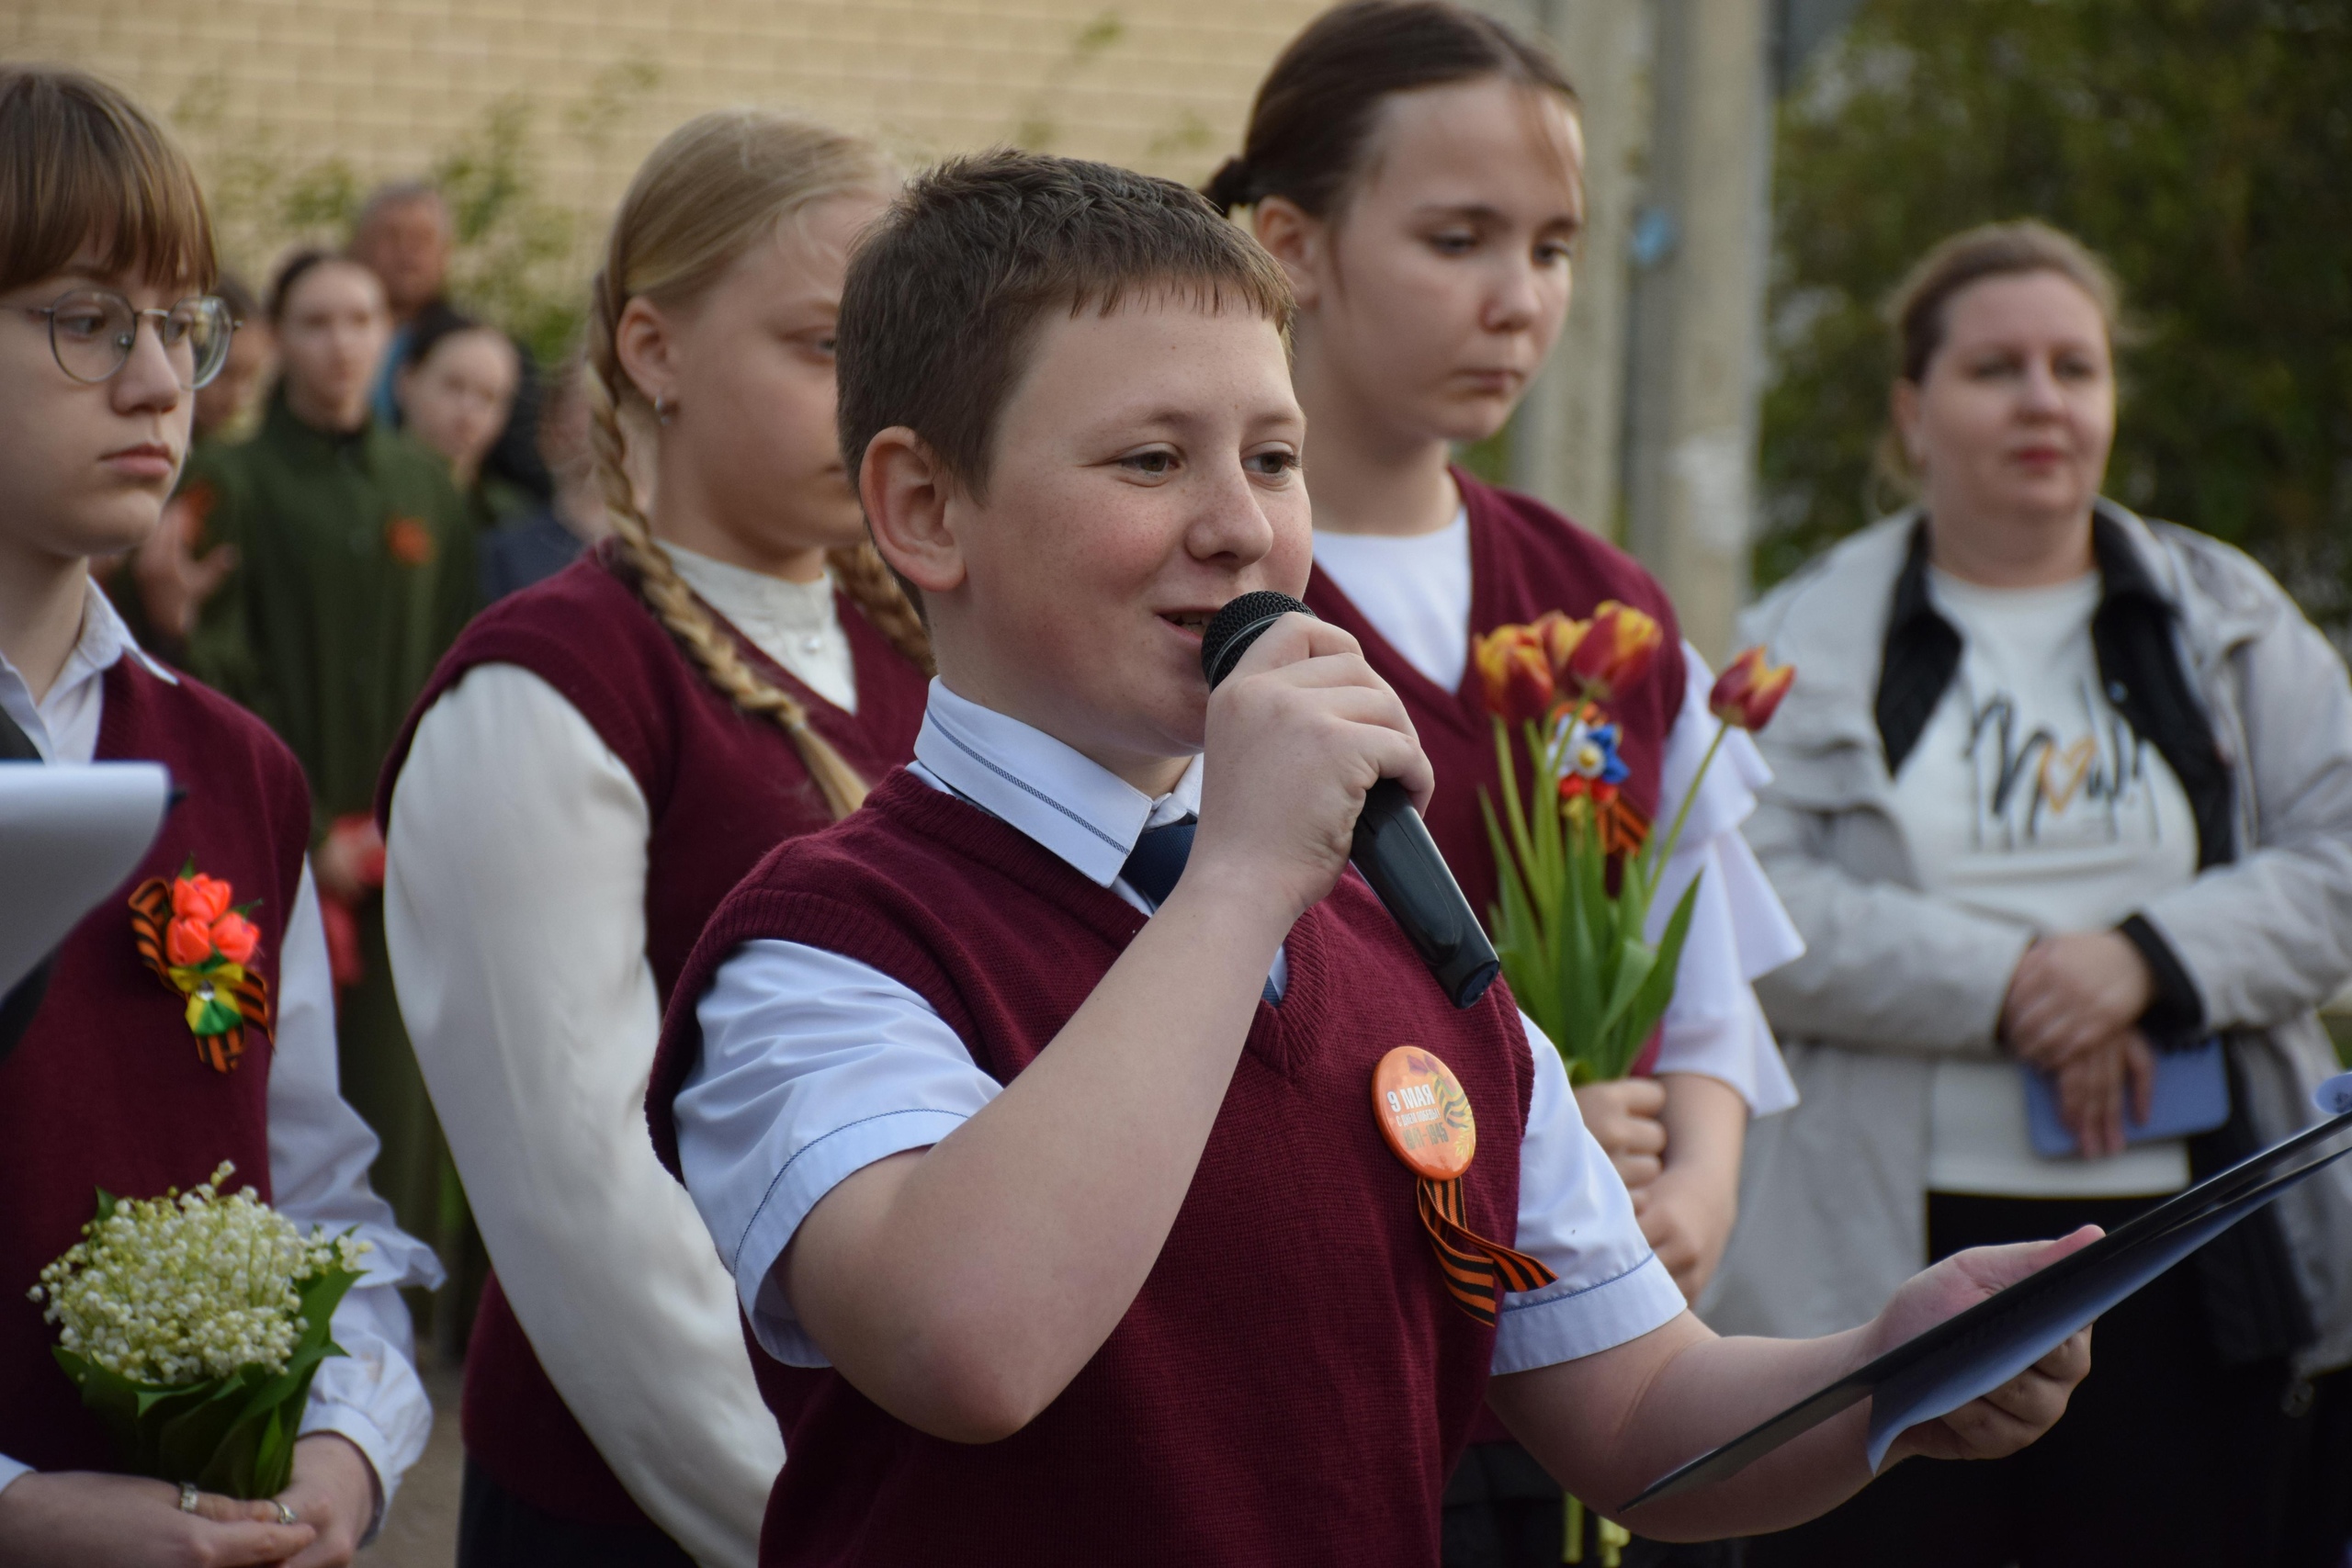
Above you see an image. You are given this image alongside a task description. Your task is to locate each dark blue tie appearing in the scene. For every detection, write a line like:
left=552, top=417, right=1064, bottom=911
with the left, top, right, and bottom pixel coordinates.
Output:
left=1120, top=816, right=1281, bottom=1004
left=1118, top=817, right=1196, bottom=908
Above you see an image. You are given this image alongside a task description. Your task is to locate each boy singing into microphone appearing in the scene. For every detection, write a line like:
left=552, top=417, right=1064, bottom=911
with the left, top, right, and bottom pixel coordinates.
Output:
left=643, top=152, right=2091, bottom=1566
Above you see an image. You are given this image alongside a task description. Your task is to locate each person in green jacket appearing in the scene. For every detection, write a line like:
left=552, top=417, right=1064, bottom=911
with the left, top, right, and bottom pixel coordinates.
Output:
left=182, top=249, right=474, bottom=1290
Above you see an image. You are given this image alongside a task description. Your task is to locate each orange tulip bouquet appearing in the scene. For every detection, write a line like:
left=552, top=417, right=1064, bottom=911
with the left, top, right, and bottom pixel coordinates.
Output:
left=1475, top=604, right=1792, bottom=1083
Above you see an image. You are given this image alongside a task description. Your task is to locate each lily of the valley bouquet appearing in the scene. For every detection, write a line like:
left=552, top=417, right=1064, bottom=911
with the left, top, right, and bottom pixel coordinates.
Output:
left=1475, top=604, right=1792, bottom=1083
left=28, top=1163, right=368, bottom=1497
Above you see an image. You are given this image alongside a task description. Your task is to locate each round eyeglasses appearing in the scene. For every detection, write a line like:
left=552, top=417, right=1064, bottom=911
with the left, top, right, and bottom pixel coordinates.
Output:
left=23, top=288, right=236, bottom=390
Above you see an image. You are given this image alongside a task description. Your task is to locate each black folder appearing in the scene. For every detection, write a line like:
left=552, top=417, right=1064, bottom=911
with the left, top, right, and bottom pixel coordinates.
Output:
left=1623, top=1071, right=2352, bottom=1513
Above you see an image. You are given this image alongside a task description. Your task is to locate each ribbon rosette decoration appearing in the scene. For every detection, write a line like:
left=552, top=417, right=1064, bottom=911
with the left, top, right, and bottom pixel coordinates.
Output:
left=29, top=1164, right=368, bottom=1498
left=130, top=857, right=270, bottom=1072
left=1474, top=604, right=1792, bottom=1083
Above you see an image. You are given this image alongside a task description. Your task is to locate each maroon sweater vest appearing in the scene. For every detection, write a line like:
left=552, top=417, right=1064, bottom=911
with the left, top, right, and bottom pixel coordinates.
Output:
left=645, top=770, right=1537, bottom=1566
left=0, top=659, right=310, bottom=1472
left=378, top=545, right=928, bottom=1529
left=1305, top=471, right=1687, bottom=931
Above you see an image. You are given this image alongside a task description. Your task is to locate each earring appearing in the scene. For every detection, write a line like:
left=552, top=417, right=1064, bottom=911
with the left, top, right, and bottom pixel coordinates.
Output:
left=654, top=393, right=674, bottom=426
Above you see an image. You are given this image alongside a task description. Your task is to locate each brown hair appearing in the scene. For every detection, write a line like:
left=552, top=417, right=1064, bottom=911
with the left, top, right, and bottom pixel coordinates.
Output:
left=1203, top=0, right=1577, bottom=219
left=837, top=148, right=1294, bottom=507
left=589, top=108, right=928, bottom=820
left=0, top=65, right=216, bottom=299
left=267, top=247, right=378, bottom=323
left=1875, top=219, right=2125, bottom=501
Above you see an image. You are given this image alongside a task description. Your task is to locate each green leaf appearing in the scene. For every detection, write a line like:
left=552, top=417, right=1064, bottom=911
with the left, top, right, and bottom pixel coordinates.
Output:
left=1611, top=874, right=1705, bottom=1079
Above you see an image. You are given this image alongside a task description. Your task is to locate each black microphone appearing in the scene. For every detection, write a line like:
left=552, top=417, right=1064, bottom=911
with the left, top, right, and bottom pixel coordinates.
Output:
left=1201, top=591, right=1500, bottom=1010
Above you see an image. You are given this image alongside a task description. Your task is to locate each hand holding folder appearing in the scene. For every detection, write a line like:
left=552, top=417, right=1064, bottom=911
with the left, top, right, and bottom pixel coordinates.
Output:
left=1623, top=1071, right=2352, bottom=1513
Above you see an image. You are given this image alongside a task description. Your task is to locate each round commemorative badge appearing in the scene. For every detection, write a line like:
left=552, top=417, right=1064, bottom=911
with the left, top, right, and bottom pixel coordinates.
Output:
left=1372, top=1045, right=1476, bottom=1181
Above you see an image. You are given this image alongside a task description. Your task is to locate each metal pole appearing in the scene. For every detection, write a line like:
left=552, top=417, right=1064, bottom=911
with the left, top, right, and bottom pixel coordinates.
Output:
left=1620, top=0, right=1775, bottom=661
left=1507, top=0, right=1649, bottom=540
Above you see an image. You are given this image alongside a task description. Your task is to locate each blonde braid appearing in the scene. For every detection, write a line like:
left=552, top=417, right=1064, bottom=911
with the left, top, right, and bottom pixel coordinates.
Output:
left=587, top=297, right=871, bottom=819
left=823, top=541, right=933, bottom=674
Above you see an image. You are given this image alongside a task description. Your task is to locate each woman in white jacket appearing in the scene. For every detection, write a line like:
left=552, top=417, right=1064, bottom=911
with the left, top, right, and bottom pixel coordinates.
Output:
left=1712, top=221, right=2352, bottom=1567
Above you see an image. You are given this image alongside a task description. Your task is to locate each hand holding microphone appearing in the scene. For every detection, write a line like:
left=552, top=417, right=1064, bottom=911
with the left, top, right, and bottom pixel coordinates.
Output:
left=1197, top=592, right=1499, bottom=1010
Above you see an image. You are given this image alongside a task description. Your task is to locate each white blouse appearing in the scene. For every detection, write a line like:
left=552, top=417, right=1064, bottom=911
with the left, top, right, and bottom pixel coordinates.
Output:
left=380, top=549, right=873, bottom=1567
left=0, top=585, right=439, bottom=1528
left=385, top=661, right=785, bottom=1568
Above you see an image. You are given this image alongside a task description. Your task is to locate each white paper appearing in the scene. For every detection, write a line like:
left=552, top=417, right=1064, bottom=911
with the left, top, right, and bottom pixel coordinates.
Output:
left=1, top=763, right=172, bottom=992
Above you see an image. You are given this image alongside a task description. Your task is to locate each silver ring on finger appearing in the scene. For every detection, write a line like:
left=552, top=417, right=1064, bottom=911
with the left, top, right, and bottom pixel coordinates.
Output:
left=273, top=1500, right=300, bottom=1527
left=178, top=1480, right=201, bottom=1513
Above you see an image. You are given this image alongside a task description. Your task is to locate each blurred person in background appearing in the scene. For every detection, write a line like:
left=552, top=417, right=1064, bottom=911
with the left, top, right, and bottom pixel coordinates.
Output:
left=1209, top=6, right=1799, bottom=1562
left=191, top=269, right=271, bottom=444
left=0, top=63, right=437, bottom=1567
left=182, top=248, right=476, bottom=1308
left=394, top=304, right=528, bottom=534
left=1713, top=220, right=2352, bottom=1567
left=351, top=181, right=549, bottom=503
left=379, top=110, right=931, bottom=1568
left=479, top=353, right=607, bottom=603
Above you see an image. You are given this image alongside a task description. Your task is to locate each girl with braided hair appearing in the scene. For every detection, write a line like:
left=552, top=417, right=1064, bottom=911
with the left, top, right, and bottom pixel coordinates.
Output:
left=379, top=110, right=930, bottom=1568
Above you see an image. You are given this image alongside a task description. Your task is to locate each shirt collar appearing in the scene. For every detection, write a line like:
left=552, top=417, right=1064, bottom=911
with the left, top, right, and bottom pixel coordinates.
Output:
left=911, top=679, right=1202, bottom=888
left=0, top=577, right=174, bottom=760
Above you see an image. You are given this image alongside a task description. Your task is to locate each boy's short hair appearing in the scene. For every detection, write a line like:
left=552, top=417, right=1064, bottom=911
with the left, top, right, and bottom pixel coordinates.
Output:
left=0, top=65, right=216, bottom=299
left=837, top=149, right=1294, bottom=503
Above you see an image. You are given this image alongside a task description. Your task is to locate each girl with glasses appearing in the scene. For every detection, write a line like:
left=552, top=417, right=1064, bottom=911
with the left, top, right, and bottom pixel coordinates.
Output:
left=0, top=63, right=438, bottom=1567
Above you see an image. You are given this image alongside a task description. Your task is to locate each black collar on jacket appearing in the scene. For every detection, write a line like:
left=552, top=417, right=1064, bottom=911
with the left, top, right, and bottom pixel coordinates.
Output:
left=1874, top=508, right=2232, bottom=869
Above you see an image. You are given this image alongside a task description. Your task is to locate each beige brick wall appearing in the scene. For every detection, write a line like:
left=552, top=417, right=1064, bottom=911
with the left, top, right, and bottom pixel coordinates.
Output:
left=3, top=0, right=1321, bottom=289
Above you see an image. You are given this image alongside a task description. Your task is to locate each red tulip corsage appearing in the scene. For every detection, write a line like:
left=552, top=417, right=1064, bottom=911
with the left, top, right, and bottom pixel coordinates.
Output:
left=128, top=858, right=271, bottom=1073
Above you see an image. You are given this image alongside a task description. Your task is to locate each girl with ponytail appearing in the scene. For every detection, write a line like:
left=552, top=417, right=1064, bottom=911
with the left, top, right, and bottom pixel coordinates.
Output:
left=1213, top=6, right=1802, bottom=1561
left=379, top=110, right=930, bottom=1568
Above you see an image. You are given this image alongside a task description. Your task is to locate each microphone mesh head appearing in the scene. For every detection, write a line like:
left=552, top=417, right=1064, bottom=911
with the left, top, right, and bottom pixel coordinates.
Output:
left=1201, top=591, right=1313, bottom=689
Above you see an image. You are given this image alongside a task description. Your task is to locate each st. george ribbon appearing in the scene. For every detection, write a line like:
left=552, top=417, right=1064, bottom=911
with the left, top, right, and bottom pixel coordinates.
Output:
left=1200, top=591, right=1500, bottom=1009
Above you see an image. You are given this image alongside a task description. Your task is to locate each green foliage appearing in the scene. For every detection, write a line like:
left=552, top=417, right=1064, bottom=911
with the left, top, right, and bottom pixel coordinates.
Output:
left=1760, top=0, right=2352, bottom=626
left=430, top=97, right=588, bottom=367
left=173, top=67, right=665, bottom=368
left=1480, top=717, right=1702, bottom=1082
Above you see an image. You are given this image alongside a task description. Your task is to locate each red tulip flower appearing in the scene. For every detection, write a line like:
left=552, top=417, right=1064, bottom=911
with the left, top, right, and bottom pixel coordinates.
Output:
left=1475, top=624, right=1555, bottom=728
left=1531, top=610, right=1586, bottom=685
left=165, top=916, right=218, bottom=968
left=1561, top=601, right=1663, bottom=703
left=209, top=911, right=262, bottom=966
left=1710, top=647, right=1795, bottom=733
left=170, top=873, right=233, bottom=925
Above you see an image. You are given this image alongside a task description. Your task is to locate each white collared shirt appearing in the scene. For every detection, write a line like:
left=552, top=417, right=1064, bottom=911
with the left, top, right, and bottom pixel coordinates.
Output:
left=0, top=581, right=441, bottom=1519
left=674, top=679, right=1686, bottom=1376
